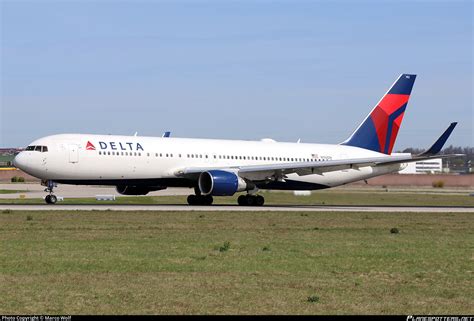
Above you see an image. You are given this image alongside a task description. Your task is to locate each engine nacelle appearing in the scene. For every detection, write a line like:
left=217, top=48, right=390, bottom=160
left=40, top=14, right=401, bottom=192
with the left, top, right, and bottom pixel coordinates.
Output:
left=198, top=170, right=249, bottom=196
left=116, top=185, right=166, bottom=195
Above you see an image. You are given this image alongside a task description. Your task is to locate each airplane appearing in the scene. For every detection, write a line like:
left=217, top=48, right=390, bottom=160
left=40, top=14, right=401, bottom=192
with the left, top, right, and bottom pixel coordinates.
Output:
left=13, top=74, right=460, bottom=205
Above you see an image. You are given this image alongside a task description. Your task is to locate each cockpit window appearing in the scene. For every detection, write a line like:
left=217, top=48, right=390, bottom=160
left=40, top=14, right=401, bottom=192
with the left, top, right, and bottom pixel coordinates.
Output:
left=26, top=145, right=49, bottom=152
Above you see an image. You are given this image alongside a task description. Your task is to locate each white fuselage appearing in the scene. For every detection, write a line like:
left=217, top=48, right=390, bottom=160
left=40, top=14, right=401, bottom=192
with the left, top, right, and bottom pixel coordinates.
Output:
left=14, top=134, right=403, bottom=190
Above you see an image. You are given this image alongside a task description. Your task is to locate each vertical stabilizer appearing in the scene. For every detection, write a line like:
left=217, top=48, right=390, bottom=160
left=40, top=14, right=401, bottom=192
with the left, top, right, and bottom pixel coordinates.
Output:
left=341, top=74, right=416, bottom=154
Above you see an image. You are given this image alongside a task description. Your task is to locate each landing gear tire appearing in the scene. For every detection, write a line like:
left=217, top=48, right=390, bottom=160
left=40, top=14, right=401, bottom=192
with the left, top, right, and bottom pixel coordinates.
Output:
left=45, top=194, right=57, bottom=204
left=187, top=194, right=197, bottom=205
left=255, top=195, right=264, bottom=206
left=245, top=195, right=255, bottom=206
left=238, top=194, right=264, bottom=206
left=187, top=194, right=213, bottom=206
left=203, top=195, right=213, bottom=205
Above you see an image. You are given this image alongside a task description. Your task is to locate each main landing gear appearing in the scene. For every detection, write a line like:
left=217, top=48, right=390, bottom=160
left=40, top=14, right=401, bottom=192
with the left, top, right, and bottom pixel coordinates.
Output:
left=237, top=194, right=264, bottom=207
left=43, top=180, right=57, bottom=205
left=186, top=187, right=264, bottom=206
left=187, top=194, right=214, bottom=205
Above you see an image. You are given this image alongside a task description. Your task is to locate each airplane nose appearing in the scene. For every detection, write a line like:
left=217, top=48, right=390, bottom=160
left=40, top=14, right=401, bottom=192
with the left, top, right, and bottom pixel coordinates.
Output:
left=13, top=152, right=28, bottom=170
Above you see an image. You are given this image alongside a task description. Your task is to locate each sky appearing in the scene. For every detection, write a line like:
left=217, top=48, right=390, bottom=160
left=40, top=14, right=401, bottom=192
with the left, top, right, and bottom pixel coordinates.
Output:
left=1, top=0, right=472, bottom=150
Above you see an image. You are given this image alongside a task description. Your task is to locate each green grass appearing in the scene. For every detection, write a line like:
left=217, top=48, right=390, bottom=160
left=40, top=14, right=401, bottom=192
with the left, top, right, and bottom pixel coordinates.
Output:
left=0, top=210, right=472, bottom=314
left=0, top=189, right=28, bottom=194
left=0, top=189, right=473, bottom=206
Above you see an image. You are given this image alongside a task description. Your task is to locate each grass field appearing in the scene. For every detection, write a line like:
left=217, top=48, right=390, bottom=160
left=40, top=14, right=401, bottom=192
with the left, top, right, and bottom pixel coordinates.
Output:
left=0, top=189, right=28, bottom=194
left=0, top=210, right=472, bottom=314
left=0, top=189, right=473, bottom=207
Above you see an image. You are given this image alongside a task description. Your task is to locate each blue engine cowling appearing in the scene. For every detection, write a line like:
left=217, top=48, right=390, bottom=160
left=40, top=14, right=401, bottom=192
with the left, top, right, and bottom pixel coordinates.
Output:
left=198, top=170, right=248, bottom=196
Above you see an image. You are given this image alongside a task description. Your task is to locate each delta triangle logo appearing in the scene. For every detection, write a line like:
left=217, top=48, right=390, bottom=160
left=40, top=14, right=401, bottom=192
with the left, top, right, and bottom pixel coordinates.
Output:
left=86, top=141, right=96, bottom=150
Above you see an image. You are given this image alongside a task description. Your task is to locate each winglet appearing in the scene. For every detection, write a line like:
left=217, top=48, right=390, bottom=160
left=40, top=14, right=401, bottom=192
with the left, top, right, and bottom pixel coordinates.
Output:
left=420, top=122, right=457, bottom=156
left=162, top=131, right=171, bottom=138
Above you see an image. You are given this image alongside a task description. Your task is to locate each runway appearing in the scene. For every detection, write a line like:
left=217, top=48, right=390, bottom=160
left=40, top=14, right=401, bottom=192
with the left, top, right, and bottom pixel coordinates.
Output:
left=1, top=204, right=473, bottom=212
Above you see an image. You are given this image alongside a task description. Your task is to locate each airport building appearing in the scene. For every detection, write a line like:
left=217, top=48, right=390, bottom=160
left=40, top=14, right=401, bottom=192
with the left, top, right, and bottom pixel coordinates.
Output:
left=398, top=158, right=443, bottom=174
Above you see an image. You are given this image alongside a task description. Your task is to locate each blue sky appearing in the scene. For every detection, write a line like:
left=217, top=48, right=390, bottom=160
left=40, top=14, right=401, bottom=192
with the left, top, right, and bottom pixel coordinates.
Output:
left=1, top=1, right=472, bottom=149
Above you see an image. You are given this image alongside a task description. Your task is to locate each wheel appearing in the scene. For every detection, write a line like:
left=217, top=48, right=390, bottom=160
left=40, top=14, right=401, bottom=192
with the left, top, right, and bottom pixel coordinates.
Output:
left=45, top=194, right=57, bottom=204
left=237, top=195, right=246, bottom=206
left=245, top=195, right=255, bottom=206
left=255, top=195, right=264, bottom=206
left=187, top=194, right=197, bottom=205
left=50, top=195, right=57, bottom=204
left=203, top=195, right=213, bottom=205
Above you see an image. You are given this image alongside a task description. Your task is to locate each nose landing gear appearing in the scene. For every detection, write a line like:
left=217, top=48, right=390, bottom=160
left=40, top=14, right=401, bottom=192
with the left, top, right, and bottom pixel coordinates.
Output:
left=42, top=180, right=58, bottom=204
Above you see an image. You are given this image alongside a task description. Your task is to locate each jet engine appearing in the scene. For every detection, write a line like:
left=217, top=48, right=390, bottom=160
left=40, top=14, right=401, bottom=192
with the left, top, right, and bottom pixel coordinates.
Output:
left=198, top=170, right=251, bottom=196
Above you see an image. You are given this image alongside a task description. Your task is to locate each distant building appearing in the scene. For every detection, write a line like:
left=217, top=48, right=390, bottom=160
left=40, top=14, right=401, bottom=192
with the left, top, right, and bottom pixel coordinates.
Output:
left=398, top=158, right=442, bottom=174
left=0, top=155, right=14, bottom=167
left=0, top=148, right=22, bottom=167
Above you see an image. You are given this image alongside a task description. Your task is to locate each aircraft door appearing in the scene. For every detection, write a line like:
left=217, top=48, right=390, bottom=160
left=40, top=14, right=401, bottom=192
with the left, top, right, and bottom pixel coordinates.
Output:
left=69, top=144, right=79, bottom=163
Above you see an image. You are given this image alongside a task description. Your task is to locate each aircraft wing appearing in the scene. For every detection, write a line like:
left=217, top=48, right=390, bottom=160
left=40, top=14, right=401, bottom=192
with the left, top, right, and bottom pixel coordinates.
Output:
left=175, top=123, right=461, bottom=180
left=178, top=154, right=415, bottom=179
